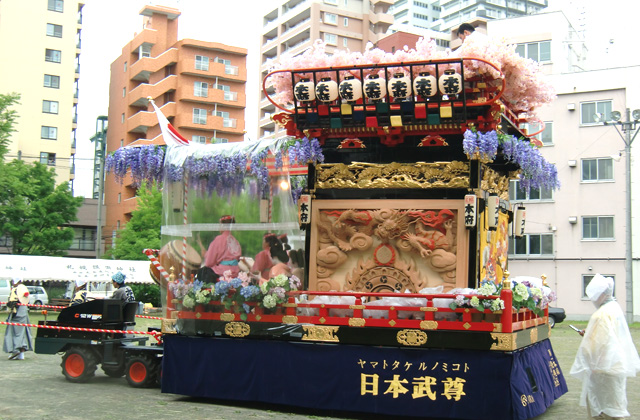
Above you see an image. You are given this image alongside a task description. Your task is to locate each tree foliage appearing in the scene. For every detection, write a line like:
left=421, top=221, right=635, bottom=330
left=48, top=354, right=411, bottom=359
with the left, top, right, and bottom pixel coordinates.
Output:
left=107, top=182, right=162, bottom=260
left=0, top=160, right=83, bottom=255
left=0, top=93, right=20, bottom=160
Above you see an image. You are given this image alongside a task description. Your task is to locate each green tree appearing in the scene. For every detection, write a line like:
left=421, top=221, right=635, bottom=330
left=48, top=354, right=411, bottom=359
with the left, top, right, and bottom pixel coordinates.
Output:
left=0, top=93, right=20, bottom=159
left=0, top=160, right=83, bottom=255
left=107, top=183, right=163, bottom=307
left=108, top=182, right=162, bottom=260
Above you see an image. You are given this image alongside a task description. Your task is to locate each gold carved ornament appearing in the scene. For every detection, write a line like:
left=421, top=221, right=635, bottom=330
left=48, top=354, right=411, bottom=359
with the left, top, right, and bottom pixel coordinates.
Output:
left=161, top=318, right=177, bottom=334
left=282, top=315, right=298, bottom=324
left=530, top=327, right=538, bottom=344
left=220, top=313, right=235, bottom=322
left=225, top=322, right=250, bottom=338
left=314, top=161, right=470, bottom=190
left=490, top=333, right=517, bottom=351
left=397, top=329, right=428, bottom=346
left=301, top=325, right=340, bottom=342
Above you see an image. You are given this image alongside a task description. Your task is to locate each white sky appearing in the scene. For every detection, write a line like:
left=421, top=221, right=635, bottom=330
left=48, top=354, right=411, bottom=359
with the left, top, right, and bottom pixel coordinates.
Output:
left=74, top=0, right=278, bottom=197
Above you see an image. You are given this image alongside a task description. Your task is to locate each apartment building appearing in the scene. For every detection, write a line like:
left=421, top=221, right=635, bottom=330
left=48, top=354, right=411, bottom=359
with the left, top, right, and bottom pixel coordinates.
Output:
left=388, top=0, right=442, bottom=31
left=440, top=0, right=547, bottom=32
left=259, top=0, right=394, bottom=140
left=0, top=0, right=84, bottom=190
left=105, top=5, right=247, bottom=245
left=487, top=12, right=639, bottom=321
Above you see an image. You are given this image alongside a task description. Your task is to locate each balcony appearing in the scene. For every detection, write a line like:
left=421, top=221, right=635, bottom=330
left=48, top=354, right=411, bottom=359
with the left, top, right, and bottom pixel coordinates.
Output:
left=129, top=48, right=178, bottom=82
left=174, top=113, right=245, bottom=134
left=121, top=196, right=139, bottom=216
left=177, top=86, right=245, bottom=108
left=128, top=75, right=178, bottom=107
left=370, top=12, right=394, bottom=28
left=180, top=60, right=247, bottom=83
left=130, top=29, right=158, bottom=57
left=127, top=102, right=176, bottom=134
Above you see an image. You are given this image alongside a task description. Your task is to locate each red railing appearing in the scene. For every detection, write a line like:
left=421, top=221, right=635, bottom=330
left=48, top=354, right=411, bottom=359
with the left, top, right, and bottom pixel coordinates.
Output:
left=176, top=287, right=549, bottom=333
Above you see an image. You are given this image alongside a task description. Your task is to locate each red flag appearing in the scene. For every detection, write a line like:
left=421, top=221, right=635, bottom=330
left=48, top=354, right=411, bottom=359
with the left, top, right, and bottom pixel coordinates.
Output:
left=149, top=99, right=189, bottom=146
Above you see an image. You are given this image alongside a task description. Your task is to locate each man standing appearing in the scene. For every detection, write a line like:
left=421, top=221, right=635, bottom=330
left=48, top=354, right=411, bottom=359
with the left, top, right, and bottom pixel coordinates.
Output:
left=570, top=274, right=640, bottom=419
left=3, top=277, right=32, bottom=360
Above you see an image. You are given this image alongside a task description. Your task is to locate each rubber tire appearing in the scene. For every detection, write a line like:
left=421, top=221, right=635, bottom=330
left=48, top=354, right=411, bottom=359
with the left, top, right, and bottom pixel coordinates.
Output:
left=548, top=315, right=556, bottom=328
left=125, top=354, right=160, bottom=388
left=61, top=347, right=98, bottom=383
left=102, top=365, right=126, bottom=378
left=34, top=300, right=42, bottom=306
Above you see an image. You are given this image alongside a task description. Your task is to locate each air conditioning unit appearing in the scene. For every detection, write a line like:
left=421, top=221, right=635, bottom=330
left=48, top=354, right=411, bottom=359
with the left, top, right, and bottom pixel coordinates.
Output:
left=567, top=103, right=576, bottom=111
left=568, top=160, right=577, bottom=167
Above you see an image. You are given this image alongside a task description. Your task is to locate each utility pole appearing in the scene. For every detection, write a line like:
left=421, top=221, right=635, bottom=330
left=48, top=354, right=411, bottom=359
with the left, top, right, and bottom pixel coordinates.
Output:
left=603, top=108, right=640, bottom=323
left=90, top=116, right=108, bottom=258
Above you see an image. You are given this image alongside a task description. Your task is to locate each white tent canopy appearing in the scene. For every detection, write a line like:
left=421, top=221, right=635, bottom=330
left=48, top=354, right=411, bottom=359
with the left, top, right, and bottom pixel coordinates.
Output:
left=0, top=255, right=155, bottom=284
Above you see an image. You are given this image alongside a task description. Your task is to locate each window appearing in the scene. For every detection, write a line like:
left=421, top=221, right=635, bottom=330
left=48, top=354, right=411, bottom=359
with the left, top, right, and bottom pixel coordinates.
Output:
left=192, top=135, right=207, bottom=144
left=515, top=41, right=550, bottom=62
left=121, top=113, right=125, bottom=124
left=41, top=126, right=57, bottom=140
left=324, top=33, right=337, bottom=45
left=581, top=100, right=612, bottom=125
left=194, top=81, right=208, bottom=97
left=69, top=228, right=96, bottom=251
left=195, top=55, right=209, bottom=71
left=48, top=0, right=63, bottom=12
left=215, top=111, right=230, bottom=119
left=324, top=13, right=338, bottom=25
left=117, top=193, right=121, bottom=203
left=45, top=49, right=61, bottom=63
left=44, top=74, right=60, bottom=88
left=509, top=180, right=553, bottom=201
left=212, top=138, right=229, bottom=144
left=508, top=234, right=553, bottom=256
left=42, top=100, right=59, bottom=114
left=324, top=0, right=338, bottom=4
left=139, top=44, right=151, bottom=58
left=582, top=158, right=613, bottom=182
left=122, top=87, right=126, bottom=97
left=46, top=23, right=62, bottom=37
left=540, top=122, right=553, bottom=145
left=343, top=37, right=349, bottom=48
left=344, top=17, right=349, bottom=26
left=214, top=58, right=231, bottom=65
left=582, top=216, right=614, bottom=240
left=124, top=61, right=127, bottom=72
left=582, top=274, right=615, bottom=299
left=40, top=152, right=56, bottom=166
left=524, top=121, right=553, bottom=145
left=193, top=108, right=207, bottom=125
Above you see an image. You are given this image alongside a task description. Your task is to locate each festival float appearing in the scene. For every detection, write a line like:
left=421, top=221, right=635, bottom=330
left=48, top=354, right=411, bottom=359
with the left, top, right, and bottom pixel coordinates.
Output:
left=105, top=35, right=566, bottom=419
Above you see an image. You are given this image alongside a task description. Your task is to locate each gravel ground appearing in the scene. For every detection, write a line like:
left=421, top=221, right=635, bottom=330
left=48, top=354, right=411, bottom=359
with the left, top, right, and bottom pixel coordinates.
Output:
left=1, top=311, right=638, bottom=420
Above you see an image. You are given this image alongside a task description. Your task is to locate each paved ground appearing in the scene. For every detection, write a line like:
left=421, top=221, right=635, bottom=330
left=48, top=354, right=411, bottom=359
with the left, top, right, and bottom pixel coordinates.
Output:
left=1, top=313, right=638, bottom=420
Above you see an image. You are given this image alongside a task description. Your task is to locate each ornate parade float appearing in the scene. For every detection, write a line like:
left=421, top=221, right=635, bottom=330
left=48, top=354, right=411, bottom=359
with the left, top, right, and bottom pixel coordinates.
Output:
left=108, top=35, right=565, bottom=419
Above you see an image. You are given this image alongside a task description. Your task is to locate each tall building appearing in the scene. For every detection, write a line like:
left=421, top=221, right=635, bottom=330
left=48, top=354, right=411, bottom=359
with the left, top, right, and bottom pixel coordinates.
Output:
left=259, top=0, right=395, bottom=140
left=440, top=0, right=547, bottom=32
left=105, top=5, right=247, bottom=247
left=0, top=0, right=84, bottom=190
left=389, top=0, right=442, bottom=31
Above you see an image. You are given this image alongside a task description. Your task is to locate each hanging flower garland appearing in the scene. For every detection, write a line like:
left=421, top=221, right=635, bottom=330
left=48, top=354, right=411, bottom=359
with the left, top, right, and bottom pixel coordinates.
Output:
left=105, top=137, right=324, bottom=198
left=105, top=145, right=166, bottom=186
left=463, top=128, right=560, bottom=193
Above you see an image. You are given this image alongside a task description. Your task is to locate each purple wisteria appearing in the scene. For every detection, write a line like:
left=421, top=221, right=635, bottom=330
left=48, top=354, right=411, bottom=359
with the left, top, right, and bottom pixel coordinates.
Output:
left=105, top=137, right=324, bottom=198
left=105, top=145, right=166, bottom=186
left=462, top=129, right=560, bottom=193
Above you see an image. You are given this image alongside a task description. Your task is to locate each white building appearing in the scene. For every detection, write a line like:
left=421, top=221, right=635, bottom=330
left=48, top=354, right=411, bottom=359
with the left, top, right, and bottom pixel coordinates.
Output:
left=488, top=12, right=640, bottom=321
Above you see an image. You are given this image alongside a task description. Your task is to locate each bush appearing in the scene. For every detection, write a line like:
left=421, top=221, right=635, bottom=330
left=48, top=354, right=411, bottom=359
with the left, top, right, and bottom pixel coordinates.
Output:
left=130, top=284, right=161, bottom=307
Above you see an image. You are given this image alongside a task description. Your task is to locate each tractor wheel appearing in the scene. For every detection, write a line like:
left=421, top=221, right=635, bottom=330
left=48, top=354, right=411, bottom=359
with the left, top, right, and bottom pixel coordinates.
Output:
left=61, top=347, right=98, bottom=383
left=125, top=354, right=160, bottom=388
left=102, top=364, right=126, bottom=378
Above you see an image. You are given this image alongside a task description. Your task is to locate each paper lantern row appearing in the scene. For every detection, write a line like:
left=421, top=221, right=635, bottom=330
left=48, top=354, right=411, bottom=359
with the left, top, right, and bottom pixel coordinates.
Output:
left=294, top=70, right=463, bottom=104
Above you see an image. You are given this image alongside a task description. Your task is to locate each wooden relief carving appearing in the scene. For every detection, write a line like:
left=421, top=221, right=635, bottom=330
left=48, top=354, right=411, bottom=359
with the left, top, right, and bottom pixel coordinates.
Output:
left=312, top=201, right=465, bottom=293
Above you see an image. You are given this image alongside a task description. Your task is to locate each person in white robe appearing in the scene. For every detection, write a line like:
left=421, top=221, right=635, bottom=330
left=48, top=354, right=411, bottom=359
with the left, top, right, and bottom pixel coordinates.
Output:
left=570, top=274, right=640, bottom=419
